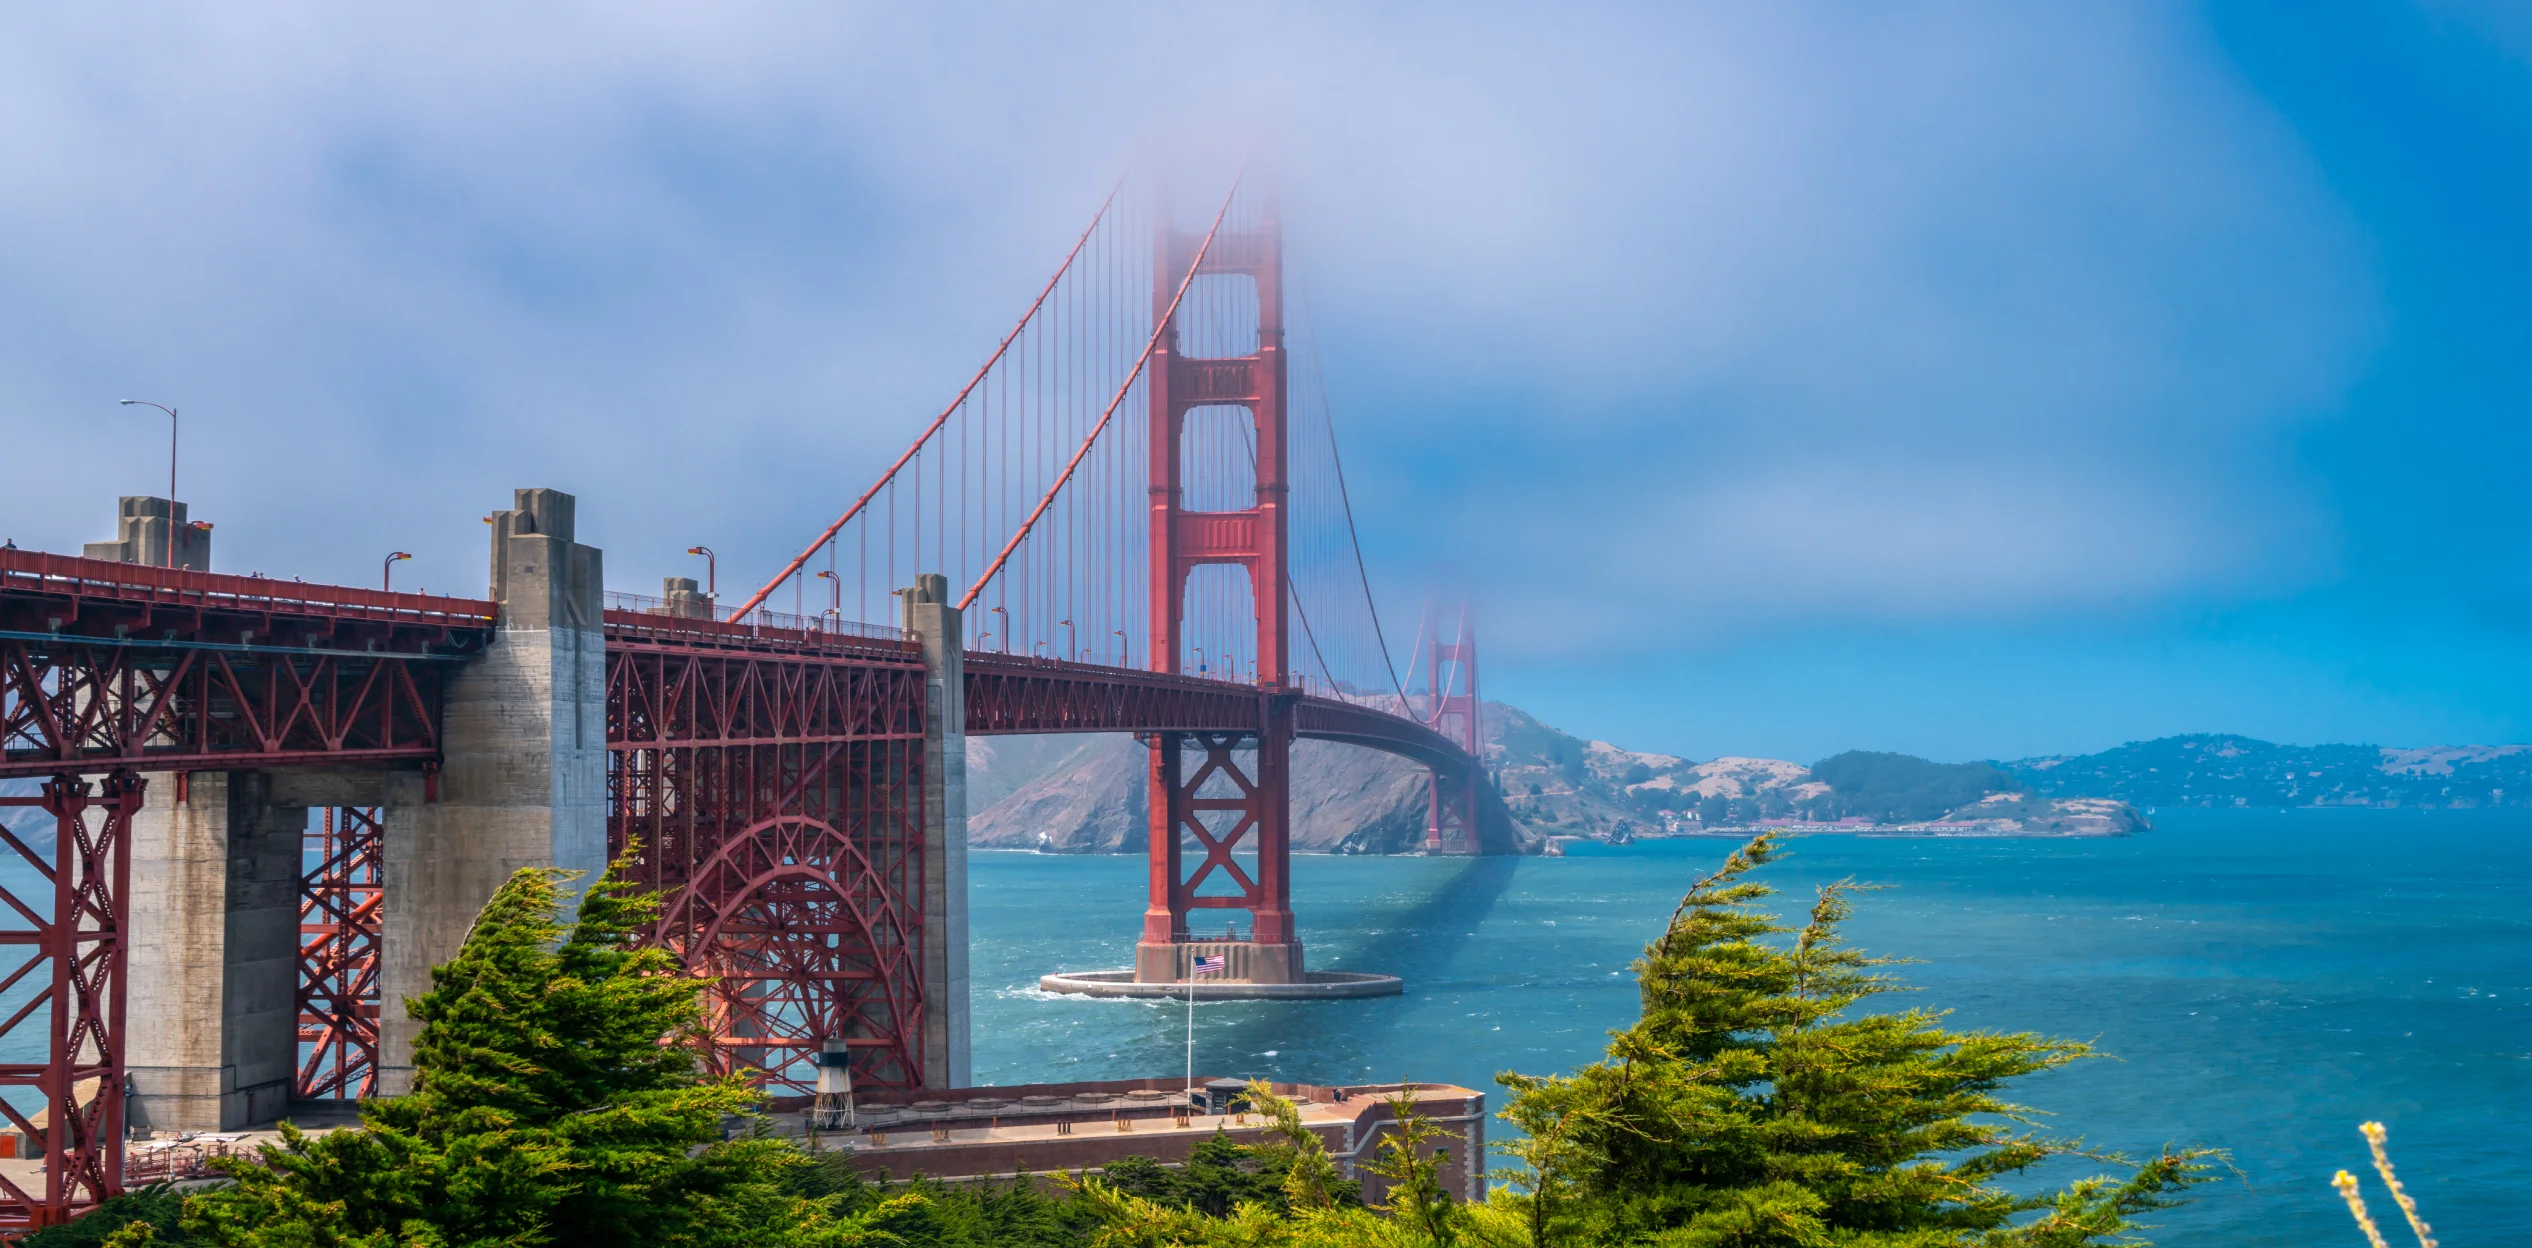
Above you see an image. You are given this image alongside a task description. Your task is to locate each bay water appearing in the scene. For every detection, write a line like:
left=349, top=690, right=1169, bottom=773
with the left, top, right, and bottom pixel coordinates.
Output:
left=2, top=807, right=2512, bottom=1241
left=973, top=809, right=2530, bottom=1244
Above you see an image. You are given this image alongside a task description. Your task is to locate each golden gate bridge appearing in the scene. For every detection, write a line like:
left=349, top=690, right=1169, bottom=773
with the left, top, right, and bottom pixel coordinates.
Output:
left=0, top=170, right=1498, bottom=1231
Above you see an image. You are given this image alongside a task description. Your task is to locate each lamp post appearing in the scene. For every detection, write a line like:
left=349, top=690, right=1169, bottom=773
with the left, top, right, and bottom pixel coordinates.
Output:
left=686, top=546, right=716, bottom=598
left=990, top=606, right=1008, bottom=653
left=117, top=400, right=179, bottom=566
left=1114, top=629, right=1129, bottom=666
left=815, top=570, right=840, bottom=633
left=1058, top=619, right=1075, bottom=662
left=383, top=551, right=412, bottom=591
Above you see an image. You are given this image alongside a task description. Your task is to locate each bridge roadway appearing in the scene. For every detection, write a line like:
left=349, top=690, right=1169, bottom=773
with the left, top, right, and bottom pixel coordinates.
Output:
left=0, top=521, right=1478, bottom=1231
left=1, top=547, right=1465, bottom=778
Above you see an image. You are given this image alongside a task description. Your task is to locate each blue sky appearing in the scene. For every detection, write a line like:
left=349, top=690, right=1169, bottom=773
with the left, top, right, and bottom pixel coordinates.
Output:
left=2, top=3, right=2527, bottom=764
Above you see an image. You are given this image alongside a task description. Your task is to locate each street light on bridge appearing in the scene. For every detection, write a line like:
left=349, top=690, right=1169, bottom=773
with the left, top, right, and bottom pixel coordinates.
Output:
left=815, top=570, right=840, bottom=633
left=116, top=399, right=180, bottom=566
left=686, top=546, right=716, bottom=599
left=383, top=551, right=412, bottom=591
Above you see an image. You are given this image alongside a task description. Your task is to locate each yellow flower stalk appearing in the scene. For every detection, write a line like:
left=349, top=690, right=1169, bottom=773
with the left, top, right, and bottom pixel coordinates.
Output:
left=2334, top=1169, right=2391, bottom=1248
left=2359, top=1122, right=2436, bottom=1248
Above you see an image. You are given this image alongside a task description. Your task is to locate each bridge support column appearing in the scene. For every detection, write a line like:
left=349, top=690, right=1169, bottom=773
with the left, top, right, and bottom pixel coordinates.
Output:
left=1133, top=705, right=1301, bottom=987
left=126, top=771, right=304, bottom=1132
left=377, top=488, right=607, bottom=1095
left=902, top=574, right=969, bottom=1089
left=1425, top=766, right=1480, bottom=855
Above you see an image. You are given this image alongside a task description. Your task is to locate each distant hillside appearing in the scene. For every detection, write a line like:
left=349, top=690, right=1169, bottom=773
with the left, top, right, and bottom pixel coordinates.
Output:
left=965, top=704, right=2147, bottom=852
left=2004, top=734, right=2532, bottom=808
left=1806, top=751, right=2018, bottom=824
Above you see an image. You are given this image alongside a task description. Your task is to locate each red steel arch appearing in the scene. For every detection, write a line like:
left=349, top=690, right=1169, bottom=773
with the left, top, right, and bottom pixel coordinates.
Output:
left=661, top=814, right=924, bottom=1096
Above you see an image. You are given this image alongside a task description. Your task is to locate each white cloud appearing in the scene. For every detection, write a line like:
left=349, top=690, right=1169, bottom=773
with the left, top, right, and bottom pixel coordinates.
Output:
left=0, top=3, right=2370, bottom=655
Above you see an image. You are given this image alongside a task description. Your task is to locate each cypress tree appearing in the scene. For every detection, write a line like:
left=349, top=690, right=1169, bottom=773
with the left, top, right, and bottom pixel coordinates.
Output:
left=184, top=852, right=884, bottom=1248
left=1495, top=833, right=2219, bottom=1247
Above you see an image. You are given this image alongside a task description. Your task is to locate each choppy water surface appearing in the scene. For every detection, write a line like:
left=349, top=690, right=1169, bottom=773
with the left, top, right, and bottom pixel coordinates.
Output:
left=972, top=809, right=2531, bottom=1244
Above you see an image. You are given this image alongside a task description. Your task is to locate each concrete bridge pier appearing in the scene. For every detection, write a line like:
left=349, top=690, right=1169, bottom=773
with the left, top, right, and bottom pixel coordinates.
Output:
left=376, top=488, right=608, bottom=1095
left=901, top=573, right=971, bottom=1090
left=125, top=487, right=612, bottom=1121
left=126, top=772, right=307, bottom=1133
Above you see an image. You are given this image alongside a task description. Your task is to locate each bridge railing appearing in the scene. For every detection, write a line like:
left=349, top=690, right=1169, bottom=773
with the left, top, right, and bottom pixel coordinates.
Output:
left=602, top=590, right=912, bottom=657
left=1291, top=674, right=1420, bottom=718
left=0, top=548, right=497, bottom=628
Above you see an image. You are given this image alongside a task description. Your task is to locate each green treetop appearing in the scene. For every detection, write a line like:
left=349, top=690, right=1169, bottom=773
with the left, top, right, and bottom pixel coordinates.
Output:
left=180, top=851, right=894, bottom=1248
left=1494, top=833, right=2218, bottom=1248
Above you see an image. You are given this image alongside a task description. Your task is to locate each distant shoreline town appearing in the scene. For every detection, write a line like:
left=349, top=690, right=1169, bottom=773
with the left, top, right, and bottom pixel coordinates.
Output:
left=956, top=715, right=2531, bottom=857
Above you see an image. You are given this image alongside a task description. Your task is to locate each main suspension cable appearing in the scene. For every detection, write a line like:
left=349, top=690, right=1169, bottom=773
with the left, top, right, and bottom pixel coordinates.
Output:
left=1294, top=275, right=1417, bottom=713
left=734, top=175, right=1127, bottom=619
left=958, top=174, right=1244, bottom=613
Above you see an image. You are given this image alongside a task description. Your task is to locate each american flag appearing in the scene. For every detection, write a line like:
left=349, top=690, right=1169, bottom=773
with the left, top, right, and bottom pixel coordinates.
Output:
left=1192, top=955, right=1227, bottom=977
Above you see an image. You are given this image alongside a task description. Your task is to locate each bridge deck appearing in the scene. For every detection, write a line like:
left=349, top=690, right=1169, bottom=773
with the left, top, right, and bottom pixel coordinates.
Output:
left=3, top=553, right=1472, bottom=777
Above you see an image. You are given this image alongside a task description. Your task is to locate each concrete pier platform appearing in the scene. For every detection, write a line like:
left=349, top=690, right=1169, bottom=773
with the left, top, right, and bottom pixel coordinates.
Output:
left=1036, top=969, right=1402, bottom=999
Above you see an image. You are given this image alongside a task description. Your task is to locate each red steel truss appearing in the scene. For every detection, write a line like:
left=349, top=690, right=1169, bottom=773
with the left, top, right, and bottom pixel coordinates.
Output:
left=0, top=551, right=487, bottom=780
left=603, top=619, right=928, bottom=1097
left=0, top=555, right=484, bottom=1231
left=296, top=807, right=383, bottom=1101
left=0, top=772, right=142, bottom=1235
left=965, top=653, right=1261, bottom=735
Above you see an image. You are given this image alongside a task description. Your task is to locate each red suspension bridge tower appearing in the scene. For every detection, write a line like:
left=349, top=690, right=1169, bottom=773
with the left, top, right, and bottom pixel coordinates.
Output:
left=1422, top=606, right=1483, bottom=855
left=1135, top=196, right=1303, bottom=984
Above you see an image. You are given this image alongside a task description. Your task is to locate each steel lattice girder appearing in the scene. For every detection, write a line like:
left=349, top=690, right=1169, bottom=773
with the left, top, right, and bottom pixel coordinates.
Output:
left=603, top=636, right=927, bottom=1096
left=962, top=654, right=1259, bottom=734
left=296, top=807, right=383, bottom=1101
left=962, top=654, right=1475, bottom=773
left=0, top=640, right=452, bottom=779
left=0, top=772, right=142, bottom=1234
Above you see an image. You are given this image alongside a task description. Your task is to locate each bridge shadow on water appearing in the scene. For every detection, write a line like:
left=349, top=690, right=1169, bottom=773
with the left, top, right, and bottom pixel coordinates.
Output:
left=1187, top=854, right=1529, bottom=1087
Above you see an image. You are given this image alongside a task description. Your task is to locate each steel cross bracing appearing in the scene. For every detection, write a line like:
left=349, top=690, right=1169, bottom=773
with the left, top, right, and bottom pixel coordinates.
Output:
left=296, top=806, right=383, bottom=1101
left=0, top=773, right=141, bottom=1237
